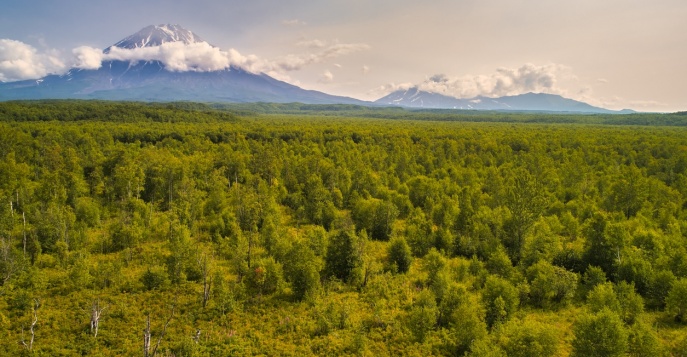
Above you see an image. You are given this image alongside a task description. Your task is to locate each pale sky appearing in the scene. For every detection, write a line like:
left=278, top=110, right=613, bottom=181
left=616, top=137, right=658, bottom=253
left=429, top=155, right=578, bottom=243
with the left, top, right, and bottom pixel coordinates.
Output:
left=1, top=0, right=686, bottom=112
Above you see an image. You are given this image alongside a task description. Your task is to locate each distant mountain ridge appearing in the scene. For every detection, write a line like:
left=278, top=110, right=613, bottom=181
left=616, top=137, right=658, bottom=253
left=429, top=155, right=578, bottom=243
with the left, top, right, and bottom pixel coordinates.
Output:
left=0, top=24, right=368, bottom=105
left=0, top=24, right=632, bottom=112
left=376, top=87, right=634, bottom=114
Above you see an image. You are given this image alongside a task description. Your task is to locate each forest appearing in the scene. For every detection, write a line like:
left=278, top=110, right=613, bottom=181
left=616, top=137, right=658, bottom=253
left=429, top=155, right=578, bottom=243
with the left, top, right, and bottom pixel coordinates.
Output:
left=1, top=100, right=687, bottom=356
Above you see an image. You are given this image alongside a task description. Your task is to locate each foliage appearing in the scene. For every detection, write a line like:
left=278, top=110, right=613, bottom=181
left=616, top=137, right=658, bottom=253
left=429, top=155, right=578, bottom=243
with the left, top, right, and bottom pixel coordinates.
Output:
left=387, top=236, right=412, bottom=273
left=483, top=276, right=519, bottom=328
left=0, top=101, right=686, bottom=355
left=666, top=278, right=687, bottom=323
left=324, top=230, right=362, bottom=282
left=571, top=309, right=628, bottom=357
left=495, top=318, right=558, bottom=357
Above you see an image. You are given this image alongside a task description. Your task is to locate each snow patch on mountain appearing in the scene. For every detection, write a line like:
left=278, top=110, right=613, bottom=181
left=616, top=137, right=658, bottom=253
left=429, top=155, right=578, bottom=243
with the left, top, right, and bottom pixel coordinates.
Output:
left=108, top=24, right=206, bottom=51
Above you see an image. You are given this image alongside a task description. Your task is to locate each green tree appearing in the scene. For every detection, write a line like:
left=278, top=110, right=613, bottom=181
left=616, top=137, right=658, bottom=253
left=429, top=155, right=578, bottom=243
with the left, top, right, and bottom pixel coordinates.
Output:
left=283, top=242, right=321, bottom=301
left=502, top=168, right=550, bottom=263
left=436, top=287, right=488, bottom=356
left=526, top=260, right=578, bottom=308
left=324, top=230, right=361, bottom=282
left=627, top=321, right=663, bottom=357
left=583, top=213, right=627, bottom=278
left=571, top=309, right=628, bottom=357
left=407, top=289, right=438, bottom=342
left=496, top=318, right=558, bottom=357
left=387, top=236, right=412, bottom=273
left=245, top=256, right=284, bottom=296
left=483, top=275, right=519, bottom=328
left=588, top=283, right=621, bottom=315
left=666, top=278, right=687, bottom=323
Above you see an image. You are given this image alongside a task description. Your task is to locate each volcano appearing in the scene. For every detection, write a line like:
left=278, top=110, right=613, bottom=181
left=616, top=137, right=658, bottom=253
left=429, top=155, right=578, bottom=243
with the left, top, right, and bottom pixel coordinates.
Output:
left=0, top=24, right=368, bottom=104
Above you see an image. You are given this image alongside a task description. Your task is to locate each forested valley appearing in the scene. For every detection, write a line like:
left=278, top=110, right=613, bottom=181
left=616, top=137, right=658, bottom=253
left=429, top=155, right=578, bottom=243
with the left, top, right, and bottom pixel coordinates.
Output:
left=1, top=101, right=687, bottom=356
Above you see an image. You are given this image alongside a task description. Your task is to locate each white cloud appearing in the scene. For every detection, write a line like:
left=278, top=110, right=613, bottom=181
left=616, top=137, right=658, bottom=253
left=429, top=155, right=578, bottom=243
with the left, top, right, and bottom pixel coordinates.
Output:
left=72, top=46, right=104, bottom=70
left=0, top=39, right=65, bottom=82
left=104, top=42, right=231, bottom=72
left=282, top=19, right=307, bottom=26
left=296, top=39, right=327, bottom=48
left=263, top=43, right=370, bottom=72
left=73, top=40, right=369, bottom=77
left=0, top=36, right=368, bottom=84
left=367, top=82, right=414, bottom=98
left=413, top=63, right=569, bottom=98
left=319, top=70, right=334, bottom=83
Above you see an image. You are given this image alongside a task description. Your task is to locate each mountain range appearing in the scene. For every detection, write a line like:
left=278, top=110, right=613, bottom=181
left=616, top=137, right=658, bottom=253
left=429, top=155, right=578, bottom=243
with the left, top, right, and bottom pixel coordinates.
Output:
left=375, top=87, right=634, bottom=114
left=0, top=25, right=366, bottom=105
left=0, top=24, right=631, bottom=113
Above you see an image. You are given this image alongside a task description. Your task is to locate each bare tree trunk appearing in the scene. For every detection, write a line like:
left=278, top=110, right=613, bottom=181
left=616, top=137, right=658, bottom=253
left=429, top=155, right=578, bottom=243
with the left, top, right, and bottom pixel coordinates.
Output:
left=90, top=299, right=106, bottom=338
left=22, top=211, right=27, bottom=257
left=143, top=314, right=151, bottom=357
left=198, top=254, right=212, bottom=308
left=151, top=305, right=174, bottom=357
left=21, top=299, right=39, bottom=352
left=144, top=303, right=175, bottom=357
left=29, top=308, right=36, bottom=351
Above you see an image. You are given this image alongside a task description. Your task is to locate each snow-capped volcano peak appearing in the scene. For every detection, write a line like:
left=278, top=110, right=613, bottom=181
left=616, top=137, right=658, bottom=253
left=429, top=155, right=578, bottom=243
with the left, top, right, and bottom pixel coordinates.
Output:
left=108, top=24, right=206, bottom=50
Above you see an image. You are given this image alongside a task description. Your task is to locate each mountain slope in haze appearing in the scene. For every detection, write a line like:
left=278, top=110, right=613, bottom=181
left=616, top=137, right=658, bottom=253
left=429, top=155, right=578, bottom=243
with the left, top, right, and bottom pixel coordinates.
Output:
left=376, top=87, right=633, bottom=114
left=0, top=25, right=368, bottom=105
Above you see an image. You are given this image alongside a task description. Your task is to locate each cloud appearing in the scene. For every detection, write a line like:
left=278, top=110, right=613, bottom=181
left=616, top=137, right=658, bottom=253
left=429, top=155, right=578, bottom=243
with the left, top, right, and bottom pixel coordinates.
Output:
left=72, top=46, right=104, bottom=70
left=296, top=39, right=327, bottom=48
left=104, top=42, right=231, bottom=72
left=282, top=19, right=307, bottom=26
left=0, top=39, right=65, bottom=82
left=86, top=40, right=368, bottom=75
left=367, top=82, right=414, bottom=98
left=1, top=36, right=369, bottom=83
left=253, top=43, right=370, bottom=73
left=412, top=63, right=569, bottom=98
left=319, top=70, right=334, bottom=83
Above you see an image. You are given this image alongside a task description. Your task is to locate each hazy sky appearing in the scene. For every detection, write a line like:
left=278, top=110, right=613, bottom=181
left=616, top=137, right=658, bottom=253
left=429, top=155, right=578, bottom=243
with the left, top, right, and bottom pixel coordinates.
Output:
left=1, top=0, right=686, bottom=111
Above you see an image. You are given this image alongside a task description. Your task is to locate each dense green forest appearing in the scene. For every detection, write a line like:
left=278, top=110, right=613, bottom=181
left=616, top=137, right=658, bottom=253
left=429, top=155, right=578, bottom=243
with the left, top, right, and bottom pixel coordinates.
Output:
left=1, top=100, right=687, bottom=356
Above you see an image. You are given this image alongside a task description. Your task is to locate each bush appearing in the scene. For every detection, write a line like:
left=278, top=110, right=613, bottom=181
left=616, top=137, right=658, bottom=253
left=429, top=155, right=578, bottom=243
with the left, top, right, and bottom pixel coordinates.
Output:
left=496, top=318, right=558, bottom=357
left=245, top=257, right=284, bottom=296
left=140, top=266, right=169, bottom=291
left=628, top=321, right=663, bottom=357
left=527, top=260, right=578, bottom=308
left=571, top=309, right=628, bottom=357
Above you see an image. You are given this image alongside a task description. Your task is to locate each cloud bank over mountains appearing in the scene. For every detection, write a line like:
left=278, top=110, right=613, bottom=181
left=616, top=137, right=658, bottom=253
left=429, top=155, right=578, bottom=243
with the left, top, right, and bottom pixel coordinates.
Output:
left=0, top=30, right=651, bottom=111
left=369, top=63, right=570, bottom=101
left=1, top=36, right=369, bottom=82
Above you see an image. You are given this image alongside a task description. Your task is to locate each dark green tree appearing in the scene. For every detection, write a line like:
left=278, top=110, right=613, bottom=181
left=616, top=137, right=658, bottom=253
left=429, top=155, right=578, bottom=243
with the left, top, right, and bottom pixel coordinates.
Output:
left=324, top=230, right=361, bottom=282
left=387, top=236, right=412, bottom=273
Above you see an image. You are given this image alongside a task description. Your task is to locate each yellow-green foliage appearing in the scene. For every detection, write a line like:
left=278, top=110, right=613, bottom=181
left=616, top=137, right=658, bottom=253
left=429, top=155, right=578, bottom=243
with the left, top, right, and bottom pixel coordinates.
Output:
left=0, top=101, right=687, bottom=355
